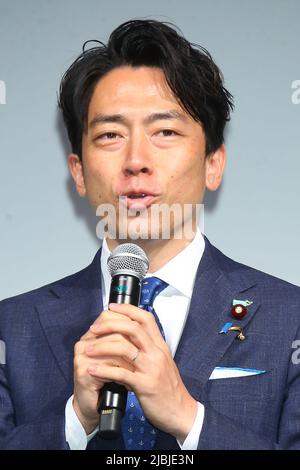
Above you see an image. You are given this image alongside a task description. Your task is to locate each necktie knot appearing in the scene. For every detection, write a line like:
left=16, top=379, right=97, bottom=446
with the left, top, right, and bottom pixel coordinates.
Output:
left=139, top=277, right=168, bottom=307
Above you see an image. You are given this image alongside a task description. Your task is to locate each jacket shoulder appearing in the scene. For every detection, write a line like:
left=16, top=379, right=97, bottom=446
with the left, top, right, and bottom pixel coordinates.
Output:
left=0, top=249, right=101, bottom=311
left=209, top=240, right=300, bottom=295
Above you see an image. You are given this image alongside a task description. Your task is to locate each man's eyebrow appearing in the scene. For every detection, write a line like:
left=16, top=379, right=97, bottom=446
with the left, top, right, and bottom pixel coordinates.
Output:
left=144, top=110, right=188, bottom=124
left=88, top=110, right=188, bottom=130
left=89, top=114, right=126, bottom=129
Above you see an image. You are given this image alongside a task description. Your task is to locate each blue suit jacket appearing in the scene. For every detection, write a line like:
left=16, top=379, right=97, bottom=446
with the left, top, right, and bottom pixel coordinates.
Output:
left=1, top=238, right=300, bottom=450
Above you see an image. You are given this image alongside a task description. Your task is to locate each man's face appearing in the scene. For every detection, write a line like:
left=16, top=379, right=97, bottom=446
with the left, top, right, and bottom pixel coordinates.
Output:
left=69, top=66, right=225, bottom=241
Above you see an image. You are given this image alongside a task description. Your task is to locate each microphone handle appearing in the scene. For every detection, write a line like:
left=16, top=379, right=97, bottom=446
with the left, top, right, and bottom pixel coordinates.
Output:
left=97, top=274, right=141, bottom=439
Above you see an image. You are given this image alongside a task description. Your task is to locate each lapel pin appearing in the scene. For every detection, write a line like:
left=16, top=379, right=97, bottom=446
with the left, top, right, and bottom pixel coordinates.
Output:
left=227, top=326, right=246, bottom=341
left=219, top=323, right=246, bottom=341
left=219, top=322, right=233, bottom=334
left=231, top=299, right=253, bottom=320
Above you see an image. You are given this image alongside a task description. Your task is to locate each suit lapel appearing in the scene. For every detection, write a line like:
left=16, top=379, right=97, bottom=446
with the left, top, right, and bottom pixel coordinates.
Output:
left=36, top=248, right=103, bottom=384
left=175, top=238, right=262, bottom=402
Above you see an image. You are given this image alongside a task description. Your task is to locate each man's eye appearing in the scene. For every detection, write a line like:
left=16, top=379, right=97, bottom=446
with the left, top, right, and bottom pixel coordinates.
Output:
left=158, top=129, right=177, bottom=137
left=98, top=132, right=119, bottom=140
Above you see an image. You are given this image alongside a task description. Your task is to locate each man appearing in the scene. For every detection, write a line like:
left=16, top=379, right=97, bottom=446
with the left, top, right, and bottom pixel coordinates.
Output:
left=1, top=19, right=300, bottom=450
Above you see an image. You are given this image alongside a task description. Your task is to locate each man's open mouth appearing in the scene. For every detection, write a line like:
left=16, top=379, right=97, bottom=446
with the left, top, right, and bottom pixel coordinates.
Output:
left=119, top=193, right=158, bottom=210
left=127, top=194, right=147, bottom=199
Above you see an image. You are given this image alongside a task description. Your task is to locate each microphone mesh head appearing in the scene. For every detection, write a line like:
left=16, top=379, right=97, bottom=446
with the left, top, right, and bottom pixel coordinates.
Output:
left=107, top=243, right=149, bottom=280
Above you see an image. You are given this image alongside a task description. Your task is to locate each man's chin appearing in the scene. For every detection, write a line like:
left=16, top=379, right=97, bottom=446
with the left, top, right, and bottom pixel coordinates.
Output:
left=117, top=220, right=165, bottom=241
left=115, top=221, right=196, bottom=242
left=96, top=201, right=201, bottom=242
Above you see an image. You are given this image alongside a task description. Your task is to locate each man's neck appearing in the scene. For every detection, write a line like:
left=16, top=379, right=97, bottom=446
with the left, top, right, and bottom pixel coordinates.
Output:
left=106, top=233, right=197, bottom=273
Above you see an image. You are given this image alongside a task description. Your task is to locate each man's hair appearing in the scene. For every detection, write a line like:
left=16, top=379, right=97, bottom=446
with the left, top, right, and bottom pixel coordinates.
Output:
left=58, top=19, right=234, bottom=160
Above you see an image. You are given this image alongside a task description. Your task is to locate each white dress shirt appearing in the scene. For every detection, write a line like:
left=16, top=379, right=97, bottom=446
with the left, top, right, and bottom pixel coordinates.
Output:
left=65, top=230, right=206, bottom=449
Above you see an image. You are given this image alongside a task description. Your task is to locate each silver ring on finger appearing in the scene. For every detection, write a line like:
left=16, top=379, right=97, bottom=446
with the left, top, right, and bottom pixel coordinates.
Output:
left=131, top=349, right=140, bottom=363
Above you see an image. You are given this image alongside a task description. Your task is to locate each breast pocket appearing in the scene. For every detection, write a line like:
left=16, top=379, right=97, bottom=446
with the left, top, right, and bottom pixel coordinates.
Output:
left=205, top=369, right=274, bottom=403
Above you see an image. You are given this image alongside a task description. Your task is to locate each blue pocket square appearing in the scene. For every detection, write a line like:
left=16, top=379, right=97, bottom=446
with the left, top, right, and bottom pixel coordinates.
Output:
left=209, top=367, right=266, bottom=380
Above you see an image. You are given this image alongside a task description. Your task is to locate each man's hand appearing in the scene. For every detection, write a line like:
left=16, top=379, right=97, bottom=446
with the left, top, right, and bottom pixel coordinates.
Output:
left=73, top=309, right=135, bottom=435
left=83, top=303, right=197, bottom=443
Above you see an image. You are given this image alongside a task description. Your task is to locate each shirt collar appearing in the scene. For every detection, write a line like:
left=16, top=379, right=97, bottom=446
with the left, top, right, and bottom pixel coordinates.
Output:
left=100, top=229, right=205, bottom=301
left=150, top=229, right=204, bottom=298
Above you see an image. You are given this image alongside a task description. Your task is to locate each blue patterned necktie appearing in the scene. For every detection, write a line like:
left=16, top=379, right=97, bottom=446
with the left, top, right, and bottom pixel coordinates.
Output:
left=122, top=276, right=168, bottom=450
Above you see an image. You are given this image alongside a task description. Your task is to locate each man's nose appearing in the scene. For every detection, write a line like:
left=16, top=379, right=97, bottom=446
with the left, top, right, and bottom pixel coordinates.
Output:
left=121, top=134, right=153, bottom=177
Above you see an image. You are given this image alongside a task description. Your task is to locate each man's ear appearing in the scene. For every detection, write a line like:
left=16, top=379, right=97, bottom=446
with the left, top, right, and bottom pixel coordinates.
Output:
left=205, top=144, right=226, bottom=191
left=68, top=153, right=86, bottom=197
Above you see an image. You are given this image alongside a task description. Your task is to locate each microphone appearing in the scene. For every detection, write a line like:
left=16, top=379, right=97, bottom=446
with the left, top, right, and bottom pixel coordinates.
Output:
left=98, top=243, right=149, bottom=439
